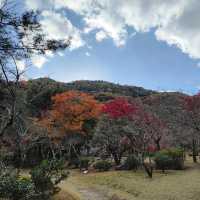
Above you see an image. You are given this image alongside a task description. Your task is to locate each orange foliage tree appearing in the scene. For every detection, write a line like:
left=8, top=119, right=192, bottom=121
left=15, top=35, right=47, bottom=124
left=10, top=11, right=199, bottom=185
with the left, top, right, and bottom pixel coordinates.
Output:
left=39, top=91, right=102, bottom=144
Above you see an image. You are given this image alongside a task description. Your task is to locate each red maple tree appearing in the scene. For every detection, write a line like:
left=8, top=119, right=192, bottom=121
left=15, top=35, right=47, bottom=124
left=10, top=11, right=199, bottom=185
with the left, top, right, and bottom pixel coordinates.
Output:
left=144, top=113, right=167, bottom=151
left=102, top=97, right=138, bottom=119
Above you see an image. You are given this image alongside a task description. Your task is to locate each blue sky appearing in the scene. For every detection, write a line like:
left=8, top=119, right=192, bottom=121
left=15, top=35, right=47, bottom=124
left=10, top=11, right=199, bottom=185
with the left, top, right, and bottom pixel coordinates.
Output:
left=23, top=0, right=200, bottom=94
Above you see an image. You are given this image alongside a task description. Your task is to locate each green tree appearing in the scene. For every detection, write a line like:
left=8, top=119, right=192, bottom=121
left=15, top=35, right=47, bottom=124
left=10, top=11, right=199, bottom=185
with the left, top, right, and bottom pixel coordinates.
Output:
left=94, top=116, right=128, bottom=165
left=0, top=0, right=70, bottom=167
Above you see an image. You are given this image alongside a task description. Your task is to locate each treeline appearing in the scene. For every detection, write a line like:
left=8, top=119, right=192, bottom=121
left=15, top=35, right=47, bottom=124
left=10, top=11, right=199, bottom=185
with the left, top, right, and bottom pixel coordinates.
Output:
left=0, top=77, right=197, bottom=168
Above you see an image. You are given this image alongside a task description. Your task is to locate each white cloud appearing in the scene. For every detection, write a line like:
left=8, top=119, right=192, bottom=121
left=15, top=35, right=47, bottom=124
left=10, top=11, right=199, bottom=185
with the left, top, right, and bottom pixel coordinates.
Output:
left=31, top=55, right=48, bottom=68
left=25, top=0, right=53, bottom=11
left=155, top=1, right=200, bottom=59
left=25, top=0, right=200, bottom=59
left=52, top=0, right=95, bottom=14
left=57, top=51, right=65, bottom=57
left=41, top=11, right=84, bottom=50
left=16, top=60, right=26, bottom=71
left=96, top=31, right=108, bottom=42
left=0, top=0, right=4, bottom=6
left=23, top=8, right=85, bottom=68
left=25, top=2, right=85, bottom=50
left=45, top=50, right=54, bottom=57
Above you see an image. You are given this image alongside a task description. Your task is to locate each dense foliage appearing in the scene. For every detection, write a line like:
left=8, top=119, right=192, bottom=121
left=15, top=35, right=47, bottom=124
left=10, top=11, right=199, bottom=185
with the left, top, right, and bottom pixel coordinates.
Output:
left=40, top=91, right=101, bottom=136
left=182, top=93, right=200, bottom=162
left=31, top=159, right=68, bottom=198
left=0, top=76, right=200, bottom=196
left=0, top=77, right=199, bottom=179
left=154, top=148, right=184, bottom=171
left=93, top=160, right=112, bottom=172
left=66, top=80, right=155, bottom=98
left=123, top=154, right=140, bottom=170
left=0, top=159, right=68, bottom=200
left=0, top=165, right=35, bottom=200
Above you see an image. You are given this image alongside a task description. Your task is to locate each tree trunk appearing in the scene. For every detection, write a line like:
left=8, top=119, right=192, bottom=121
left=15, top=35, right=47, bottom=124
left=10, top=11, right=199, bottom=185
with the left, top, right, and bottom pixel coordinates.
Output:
left=155, top=138, right=161, bottom=151
left=143, top=162, right=153, bottom=178
left=112, top=153, right=121, bottom=165
left=13, top=132, right=23, bottom=168
left=192, top=139, right=197, bottom=163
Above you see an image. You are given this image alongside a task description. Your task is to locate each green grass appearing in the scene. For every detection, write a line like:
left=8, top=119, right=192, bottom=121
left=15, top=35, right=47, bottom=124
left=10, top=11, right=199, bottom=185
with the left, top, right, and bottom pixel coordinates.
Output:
left=58, top=157, right=200, bottom=200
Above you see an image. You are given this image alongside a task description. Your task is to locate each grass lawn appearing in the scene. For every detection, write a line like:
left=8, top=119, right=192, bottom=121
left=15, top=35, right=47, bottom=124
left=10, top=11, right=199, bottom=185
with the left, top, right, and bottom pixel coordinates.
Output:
left=56, top=157, right=200, bottom=200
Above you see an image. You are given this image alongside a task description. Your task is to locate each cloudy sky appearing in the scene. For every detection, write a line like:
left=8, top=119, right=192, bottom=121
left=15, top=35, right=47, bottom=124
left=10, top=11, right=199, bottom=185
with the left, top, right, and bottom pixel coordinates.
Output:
left=21, top=0, right=200, bottom=93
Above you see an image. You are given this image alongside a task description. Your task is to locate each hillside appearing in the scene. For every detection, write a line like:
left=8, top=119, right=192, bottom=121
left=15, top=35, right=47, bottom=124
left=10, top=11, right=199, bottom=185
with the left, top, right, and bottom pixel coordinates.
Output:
left=0, top=77, right=187, bottom=114
left=24, top=78, right=157, bottom=115
left=25, top=78, right=190, bottom=145
left=142, top=92, right=189, bottom=146
left=27, top=78, right=156, bottom=97
left=64, top=80, right=156, bottom=97
left=0, top=78, right=189, bottom=143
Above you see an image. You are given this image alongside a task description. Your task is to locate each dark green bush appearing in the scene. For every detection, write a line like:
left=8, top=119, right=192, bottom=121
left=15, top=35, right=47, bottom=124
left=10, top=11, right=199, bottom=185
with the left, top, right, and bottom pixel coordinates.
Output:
left=14, top=177, right=36, bottom=200
left=154, top=154, right=172, bottom=172
left=0, top=152, right=14, bottom=166
left=124, top=155, right=140, bottom=170
left=30, top=159, right=68, bottom=198
left=68, top=157, right=90, bottom=169
left=69, top=157, right=80, bottom=168
left=79, top=158, right=90, bottom=170
left=0, top=159, right=68, bottom=200
left=154, top=148, right=184, bottom=171
left=93, top=160, right=112, bottom=171
left=0, top=164, right=35, bottom=200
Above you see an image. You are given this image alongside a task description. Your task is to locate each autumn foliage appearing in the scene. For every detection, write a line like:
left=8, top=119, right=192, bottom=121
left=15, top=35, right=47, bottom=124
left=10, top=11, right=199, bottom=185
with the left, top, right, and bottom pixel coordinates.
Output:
left=39, top=91, right=101, bottom=141
left=102, top=97, right=138, bottom=119
left=144, top=113, right=167, bottom=150
left=101, top=97, right=166, bottom=152
left=182, top=92, right=200, bottom=131
left=182, top=92, right=200, bottom=162
left=183, top=93, right=200, bottom=112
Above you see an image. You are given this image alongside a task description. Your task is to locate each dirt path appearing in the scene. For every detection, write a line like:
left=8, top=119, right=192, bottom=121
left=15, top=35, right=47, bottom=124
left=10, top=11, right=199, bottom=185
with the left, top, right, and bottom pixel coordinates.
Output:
left=78, top=188, right=109, bottom=200
left=57, top=176, right=110, bottom=200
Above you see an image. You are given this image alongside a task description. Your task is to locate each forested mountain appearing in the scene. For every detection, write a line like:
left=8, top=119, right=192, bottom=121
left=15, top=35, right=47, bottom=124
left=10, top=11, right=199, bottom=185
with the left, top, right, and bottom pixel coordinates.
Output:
left=24, top=78, right=156, bottom=116
left=64, top=80, right=156, bottom=97
left=27, top=78, right=156, bottom=97
left=0, top=77, right=189, bottom=147
left=0, top=77, right=186, bottom=117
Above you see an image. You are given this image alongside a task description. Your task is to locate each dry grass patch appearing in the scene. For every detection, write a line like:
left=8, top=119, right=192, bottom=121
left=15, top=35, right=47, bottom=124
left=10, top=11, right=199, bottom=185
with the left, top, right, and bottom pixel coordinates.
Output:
left=62, top=158, right=200, bottom=200
left=54, top=181, right=81, bottom=200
